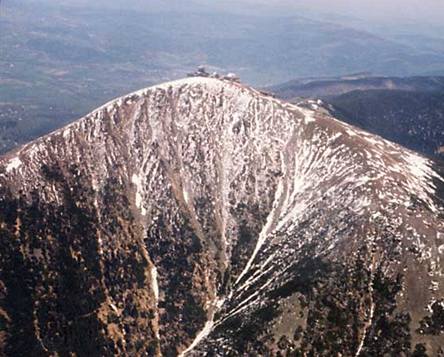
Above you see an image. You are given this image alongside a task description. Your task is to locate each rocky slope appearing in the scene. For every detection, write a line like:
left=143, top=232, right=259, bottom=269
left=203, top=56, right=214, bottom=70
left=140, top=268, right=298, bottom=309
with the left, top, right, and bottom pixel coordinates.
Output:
left=0, top=77, right=443, bottom=356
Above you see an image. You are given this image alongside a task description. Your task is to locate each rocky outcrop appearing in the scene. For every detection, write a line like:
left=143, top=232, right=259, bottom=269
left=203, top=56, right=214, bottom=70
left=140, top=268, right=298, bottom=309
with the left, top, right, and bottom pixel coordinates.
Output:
left=0, top=77, right=443, bottom=356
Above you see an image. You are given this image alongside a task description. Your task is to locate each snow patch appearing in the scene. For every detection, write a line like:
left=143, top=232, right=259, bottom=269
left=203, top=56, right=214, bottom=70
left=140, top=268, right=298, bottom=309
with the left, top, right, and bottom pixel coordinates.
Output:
left=346, top=128, right=357, bottom=137
left=131, top=173, right=146, bottom=216
left=183, top=187, right=190, bottom=205
left=179, top=296, right=225, bottom=356
left=179, top=320, right=214, bottom=357
left=299, top=108, right=316, bottom=124
left=151, top=265, right=159, bottom=301
left=6, top=157, right=22, bottom=173
left=235, top=177, right=285, bottom=285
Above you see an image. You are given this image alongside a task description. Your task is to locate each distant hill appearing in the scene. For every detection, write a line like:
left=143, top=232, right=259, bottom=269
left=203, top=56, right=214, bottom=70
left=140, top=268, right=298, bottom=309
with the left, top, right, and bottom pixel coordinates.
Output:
left=268, top=75, right=444, bottom=100
left=328, top=89, right=444, bottom=159
left=270, top=76, right=444, bottom=159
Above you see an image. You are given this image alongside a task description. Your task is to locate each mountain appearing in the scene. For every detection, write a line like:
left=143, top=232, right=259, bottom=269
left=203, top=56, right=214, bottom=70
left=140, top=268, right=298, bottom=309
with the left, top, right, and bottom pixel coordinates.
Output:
left=269, top=76, right=444, bottom=159
left=1, top=77, right=443, bottom=356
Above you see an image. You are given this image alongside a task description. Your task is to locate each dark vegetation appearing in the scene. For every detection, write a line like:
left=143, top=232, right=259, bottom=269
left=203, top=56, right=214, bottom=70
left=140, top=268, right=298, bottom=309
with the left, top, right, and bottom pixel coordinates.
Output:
left=0, top=165, right=108, bottom=356
left=146, top=184, right=208, bottom=356
left=0, top=163, right=159, bottom=356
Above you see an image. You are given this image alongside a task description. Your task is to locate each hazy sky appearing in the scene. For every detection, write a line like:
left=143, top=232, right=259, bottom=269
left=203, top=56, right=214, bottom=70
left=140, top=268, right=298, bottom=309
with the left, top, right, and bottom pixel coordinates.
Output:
left=204, top=0, right=444, bottom=24
left=306, top=0, right=444, bottom=22
left=14, top=0, right=444, bottom=26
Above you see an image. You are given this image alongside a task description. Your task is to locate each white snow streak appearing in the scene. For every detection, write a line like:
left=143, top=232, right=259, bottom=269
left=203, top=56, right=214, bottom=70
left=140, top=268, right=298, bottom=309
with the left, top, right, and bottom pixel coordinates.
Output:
left=131, top=173, right=146, bottom=216
left=178, top=297, right=225, bottom=357
left=234, top=177, right=285, bottom=285
left=151, top=266, right=159, bottom=301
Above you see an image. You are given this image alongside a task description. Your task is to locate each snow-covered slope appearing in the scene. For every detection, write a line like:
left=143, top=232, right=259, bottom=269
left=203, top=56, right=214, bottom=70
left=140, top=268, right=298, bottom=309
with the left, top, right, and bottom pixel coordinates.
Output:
left=0, top=77, right=443, bottom=356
